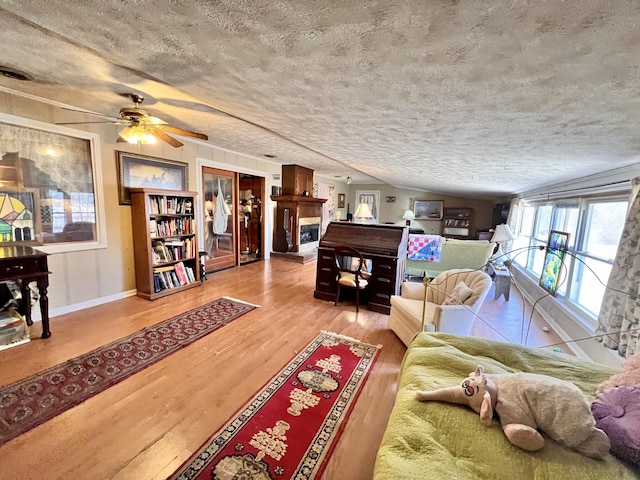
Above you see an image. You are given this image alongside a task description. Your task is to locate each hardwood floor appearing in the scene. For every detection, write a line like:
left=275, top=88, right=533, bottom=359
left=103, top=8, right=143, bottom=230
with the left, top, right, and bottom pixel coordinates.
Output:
left=0, top=259, right=564, bottom=479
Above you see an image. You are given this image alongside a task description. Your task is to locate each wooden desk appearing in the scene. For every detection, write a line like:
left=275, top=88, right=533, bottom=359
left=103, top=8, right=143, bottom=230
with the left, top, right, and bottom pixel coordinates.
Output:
left=0, top=246, right=51, bottom=338
left=314, top=222, right=408, bottom=314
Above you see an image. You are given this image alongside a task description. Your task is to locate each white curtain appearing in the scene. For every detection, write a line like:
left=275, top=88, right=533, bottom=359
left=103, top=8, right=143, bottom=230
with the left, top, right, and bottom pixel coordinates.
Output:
left=595, top=177, right=640, bottom=359
left=314, top=182, right=335, bottom=234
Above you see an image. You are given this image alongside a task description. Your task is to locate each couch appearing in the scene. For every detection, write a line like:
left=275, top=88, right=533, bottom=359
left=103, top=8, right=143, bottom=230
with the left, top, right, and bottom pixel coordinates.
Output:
left=405, top=237, right=495, bottom=278
left=373, top=333, right=638, bottom=480
left=388, top=269, right=492, bottom=346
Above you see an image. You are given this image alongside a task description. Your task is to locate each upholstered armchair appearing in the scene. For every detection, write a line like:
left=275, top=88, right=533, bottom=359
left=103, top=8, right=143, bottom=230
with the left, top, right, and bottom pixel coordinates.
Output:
left=388, top=268, right=492, bottom=346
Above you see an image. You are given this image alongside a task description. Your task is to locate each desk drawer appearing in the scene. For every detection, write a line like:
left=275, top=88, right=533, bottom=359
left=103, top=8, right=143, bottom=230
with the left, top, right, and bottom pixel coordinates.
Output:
left=0, top=257, right=43, bottom=277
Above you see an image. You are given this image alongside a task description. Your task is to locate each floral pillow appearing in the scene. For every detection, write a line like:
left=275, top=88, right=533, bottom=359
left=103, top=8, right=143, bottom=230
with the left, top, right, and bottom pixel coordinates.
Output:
left=443, top=281, right=473, bottom=305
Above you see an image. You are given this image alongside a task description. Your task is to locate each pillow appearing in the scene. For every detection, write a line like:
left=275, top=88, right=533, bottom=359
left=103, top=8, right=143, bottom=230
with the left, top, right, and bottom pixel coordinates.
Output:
left=591, top=386, right=640, bottom=466
left=443, top=281, right=473, bottom=305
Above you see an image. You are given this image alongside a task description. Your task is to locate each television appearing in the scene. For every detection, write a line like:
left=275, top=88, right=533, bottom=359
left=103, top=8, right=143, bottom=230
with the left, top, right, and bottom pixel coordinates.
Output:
left=539, top=230, right=570, bottom=296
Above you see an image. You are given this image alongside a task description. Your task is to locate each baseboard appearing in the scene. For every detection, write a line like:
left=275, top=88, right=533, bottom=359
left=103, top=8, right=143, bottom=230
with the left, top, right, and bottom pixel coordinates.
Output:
left=29, top=289, right=138, bottom=323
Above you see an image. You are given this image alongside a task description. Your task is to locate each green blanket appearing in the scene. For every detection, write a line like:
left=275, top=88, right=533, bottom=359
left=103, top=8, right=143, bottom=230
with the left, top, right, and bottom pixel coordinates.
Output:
left=374, top=333, right=638, bottom=480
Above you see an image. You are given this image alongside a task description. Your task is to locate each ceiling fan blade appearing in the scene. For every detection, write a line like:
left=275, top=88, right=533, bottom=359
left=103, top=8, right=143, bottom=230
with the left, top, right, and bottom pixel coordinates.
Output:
left=117, top=136, right=127, bottom=142
left=61, top=106, right=120, bottom=121
left=142, top=115, right=167, bottom=125
left=154, top=125, right=208, bottom=140
left=55, top=121, right=126, bottom=125
left=147, top=126, right=184, bottom=148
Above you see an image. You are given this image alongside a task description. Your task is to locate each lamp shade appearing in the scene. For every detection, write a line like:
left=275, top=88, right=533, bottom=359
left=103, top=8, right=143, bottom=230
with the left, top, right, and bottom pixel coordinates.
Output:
left=354, top=202, right=373, bottom=219
left=491, top=224, right=514, bottom=243
left=402, top=210, right=415, bottom=220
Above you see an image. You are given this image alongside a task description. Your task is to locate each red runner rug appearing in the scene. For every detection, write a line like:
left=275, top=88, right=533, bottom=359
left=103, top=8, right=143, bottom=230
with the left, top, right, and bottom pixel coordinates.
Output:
left=0, top=296, right=257, bottom=445
left=169, top=331, right=381, bottom=480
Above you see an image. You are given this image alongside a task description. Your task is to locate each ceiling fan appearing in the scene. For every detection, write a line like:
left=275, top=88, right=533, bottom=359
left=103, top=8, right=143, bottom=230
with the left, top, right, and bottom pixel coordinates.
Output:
left=56, top=93, right=209, bottom=147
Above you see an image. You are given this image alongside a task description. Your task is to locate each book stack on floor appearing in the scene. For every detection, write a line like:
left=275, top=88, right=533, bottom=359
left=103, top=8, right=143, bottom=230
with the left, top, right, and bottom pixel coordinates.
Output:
left=0, top=281, right=30, bottom=351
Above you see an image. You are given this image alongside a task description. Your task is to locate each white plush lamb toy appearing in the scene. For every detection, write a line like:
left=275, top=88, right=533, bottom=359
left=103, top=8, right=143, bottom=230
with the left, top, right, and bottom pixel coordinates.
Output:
left=416, top=365, right=610, bottom=458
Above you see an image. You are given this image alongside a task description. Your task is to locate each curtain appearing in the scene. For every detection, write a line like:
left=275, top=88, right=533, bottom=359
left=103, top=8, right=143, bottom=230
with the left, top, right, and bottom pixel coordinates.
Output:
left=594, top=177, right=640, bottom=359
left=314, top=182, right=335, bottom=234
left=505, top=198, right=519, bottom=255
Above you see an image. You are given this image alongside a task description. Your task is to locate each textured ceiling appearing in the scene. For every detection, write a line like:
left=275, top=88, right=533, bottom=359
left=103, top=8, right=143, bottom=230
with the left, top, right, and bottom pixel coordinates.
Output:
left=0, top=0, right=639, bottom=199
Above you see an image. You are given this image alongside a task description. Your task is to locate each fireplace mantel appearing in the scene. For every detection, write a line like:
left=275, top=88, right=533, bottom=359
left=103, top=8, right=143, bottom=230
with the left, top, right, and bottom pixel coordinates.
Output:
left=270, top=195, right=327, bottom=203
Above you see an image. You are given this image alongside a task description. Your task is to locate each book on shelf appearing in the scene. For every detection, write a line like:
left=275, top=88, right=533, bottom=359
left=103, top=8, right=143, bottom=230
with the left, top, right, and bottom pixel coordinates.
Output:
left=185, top=265, right=195, bottom=283
left=174, top=261, right=189, bottom=285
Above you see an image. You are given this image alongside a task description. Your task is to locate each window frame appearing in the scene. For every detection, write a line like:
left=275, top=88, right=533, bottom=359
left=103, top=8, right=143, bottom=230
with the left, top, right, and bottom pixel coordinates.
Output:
left=514, top=193, right=629, bottom=328
left=0, top=112, right=106, bottom=253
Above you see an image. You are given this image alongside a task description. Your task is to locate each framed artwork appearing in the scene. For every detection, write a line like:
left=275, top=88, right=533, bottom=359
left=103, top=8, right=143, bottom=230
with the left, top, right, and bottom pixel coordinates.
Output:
left=0, top=189, right=41, bottom=244
left=414, top=200, right=444, bottom=220
left=0, top=112, right=105, bottom=252
left=385, top=196, right=396, bottom=203
left=117, top=151, right=188, bottom=205
left=337, top=193, right=345, bottom=208
left=539, top=230, right=570, bottom=296
left=355, top=190, right=381, bottom=222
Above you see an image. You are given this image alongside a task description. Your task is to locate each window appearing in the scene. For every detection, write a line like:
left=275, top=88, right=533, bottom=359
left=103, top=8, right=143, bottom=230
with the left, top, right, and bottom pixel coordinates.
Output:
left=0, top=113, right=106, bottom=253
left=514, top=195, right=628, bottom=325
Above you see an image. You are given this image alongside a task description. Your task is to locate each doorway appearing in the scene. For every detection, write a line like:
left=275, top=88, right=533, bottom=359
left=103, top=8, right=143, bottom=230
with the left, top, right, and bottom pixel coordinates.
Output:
left=202, top=167, right=237, bottom=272
left=200, top=166, right=265, bottom=273
left=239, top=174, right=265, bottom=265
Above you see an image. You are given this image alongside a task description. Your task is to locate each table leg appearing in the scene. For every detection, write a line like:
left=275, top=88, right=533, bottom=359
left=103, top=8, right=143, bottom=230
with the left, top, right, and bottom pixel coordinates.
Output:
left=37, top=278, right=51, bottom=338
left=20, top=281, right=33, bottom=326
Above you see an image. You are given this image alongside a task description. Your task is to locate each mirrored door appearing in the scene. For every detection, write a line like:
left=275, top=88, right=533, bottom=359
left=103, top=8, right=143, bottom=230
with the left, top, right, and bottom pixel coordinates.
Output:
left=202, top=167, right=237, bottom=272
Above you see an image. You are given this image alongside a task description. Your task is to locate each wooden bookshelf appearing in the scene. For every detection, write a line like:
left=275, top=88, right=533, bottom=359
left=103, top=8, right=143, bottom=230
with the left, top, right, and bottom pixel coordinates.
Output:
left=130, top=188, right=201, bottom=300
left=442, top=207, right=473, bottom=239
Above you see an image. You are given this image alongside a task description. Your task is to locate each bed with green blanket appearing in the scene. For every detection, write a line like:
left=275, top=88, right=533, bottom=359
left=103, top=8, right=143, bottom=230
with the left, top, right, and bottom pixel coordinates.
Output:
left=373, top=333, right=638, bottom=479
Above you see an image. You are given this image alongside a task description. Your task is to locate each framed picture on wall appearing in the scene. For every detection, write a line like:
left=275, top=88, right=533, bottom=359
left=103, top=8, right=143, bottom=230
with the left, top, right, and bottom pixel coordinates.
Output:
left=0, top=112, right=105, bottom=251
left=117, top=151, right=188, bottom=205
left=414, top=200, right=443, bottom=220
left=355, top=190, right=381, bottom=222
left=338, top=193, right=345, bottom=208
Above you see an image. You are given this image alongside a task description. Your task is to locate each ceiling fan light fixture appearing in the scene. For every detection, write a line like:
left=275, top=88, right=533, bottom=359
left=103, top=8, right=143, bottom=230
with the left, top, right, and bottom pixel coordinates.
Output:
left=119, top=125, right=156, bottom=145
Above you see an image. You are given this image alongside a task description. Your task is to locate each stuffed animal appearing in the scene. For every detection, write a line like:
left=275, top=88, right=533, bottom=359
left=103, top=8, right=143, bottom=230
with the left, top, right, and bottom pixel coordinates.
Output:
left=416, top=365, right=610, bottom=459
left=597, top=351, right=640, bottom=393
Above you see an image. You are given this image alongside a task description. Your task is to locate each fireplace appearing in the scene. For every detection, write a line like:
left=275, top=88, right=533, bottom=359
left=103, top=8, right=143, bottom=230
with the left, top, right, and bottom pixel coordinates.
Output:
left=271, top=165, right=327, bottom=254
left=298, top=217, right=321, bottom=252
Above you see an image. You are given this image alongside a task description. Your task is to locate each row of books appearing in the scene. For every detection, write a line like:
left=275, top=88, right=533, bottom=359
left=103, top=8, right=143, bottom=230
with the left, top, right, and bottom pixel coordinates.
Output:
left=148, top=195, right=193, bottom=216
left=152, top=238, right=196, bottom=265
left=153, top=262, right=197, bottom=293
left=149, top=218, right=193, bottom=237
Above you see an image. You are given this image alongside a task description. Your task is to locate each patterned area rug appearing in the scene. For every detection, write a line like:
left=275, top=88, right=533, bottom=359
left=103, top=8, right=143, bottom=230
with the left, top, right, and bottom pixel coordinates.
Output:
left=0, top=296, right=257, bottom=445
left=169, top=331, right=381, bottom=480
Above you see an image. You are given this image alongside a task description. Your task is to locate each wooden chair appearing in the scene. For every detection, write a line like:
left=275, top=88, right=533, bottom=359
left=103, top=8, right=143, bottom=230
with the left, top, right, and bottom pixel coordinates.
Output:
left=333, top=246, right=370, bottom=312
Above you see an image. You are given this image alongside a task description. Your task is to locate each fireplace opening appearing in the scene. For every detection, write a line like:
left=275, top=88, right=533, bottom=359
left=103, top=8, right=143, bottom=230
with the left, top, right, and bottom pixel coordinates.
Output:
left=300, top=224, right=320, bottom=244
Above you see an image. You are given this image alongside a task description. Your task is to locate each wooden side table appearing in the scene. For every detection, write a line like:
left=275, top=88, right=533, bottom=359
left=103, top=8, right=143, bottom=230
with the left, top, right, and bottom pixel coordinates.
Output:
left=0, top=245, right=51, bottom=338
left=490, top=264, right=511, bottom=301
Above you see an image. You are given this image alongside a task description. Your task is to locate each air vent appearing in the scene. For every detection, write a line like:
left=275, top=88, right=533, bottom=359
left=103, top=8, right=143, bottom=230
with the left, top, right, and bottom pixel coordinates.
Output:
left=0, top=66, right=33, bottom=81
